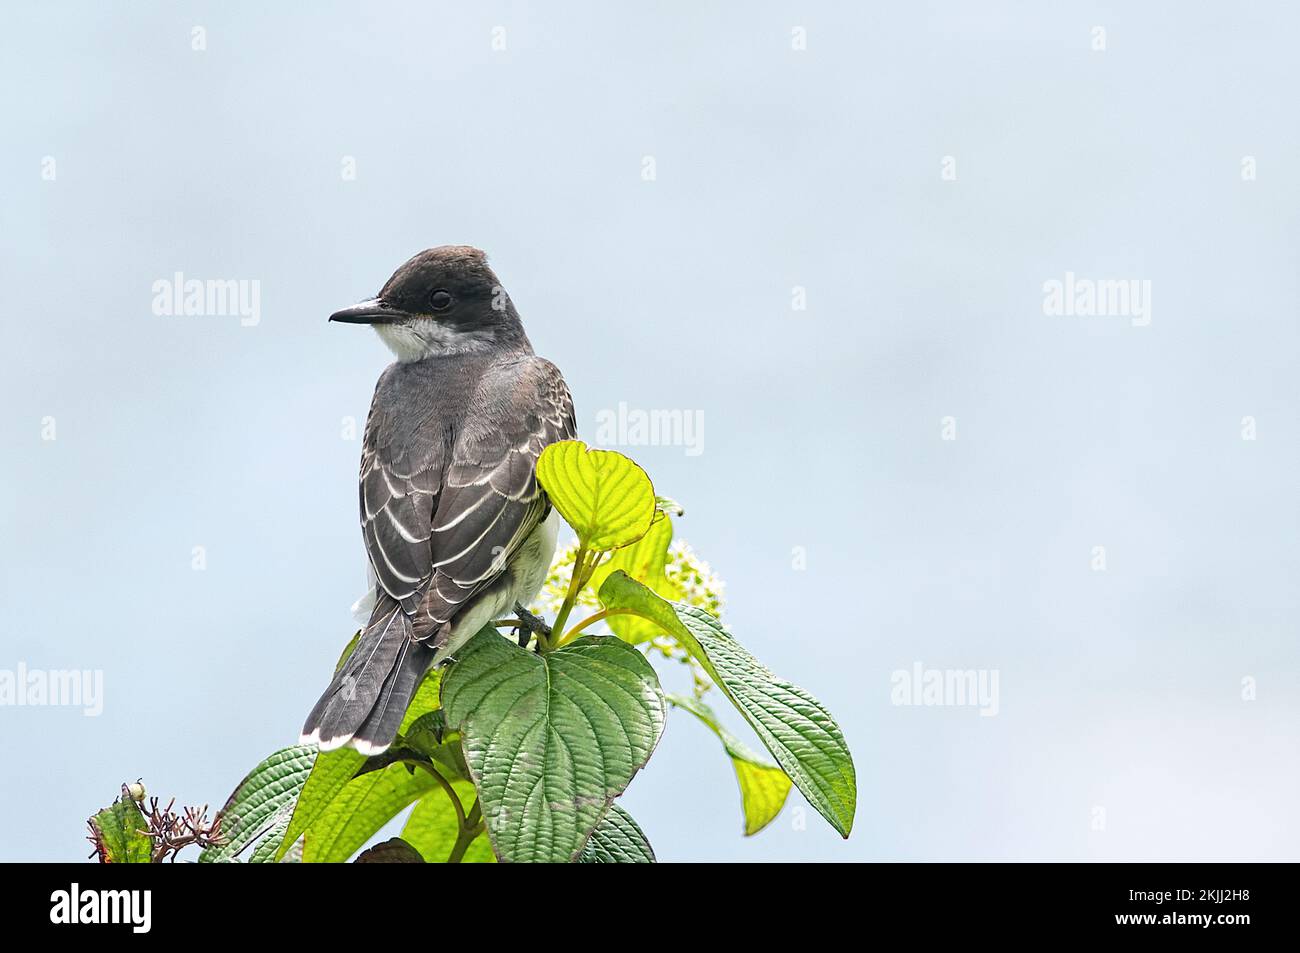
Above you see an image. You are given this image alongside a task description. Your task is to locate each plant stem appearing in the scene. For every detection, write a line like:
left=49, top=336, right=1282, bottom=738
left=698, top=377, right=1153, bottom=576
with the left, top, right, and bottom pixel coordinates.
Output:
left=446, top=799, right=484, bottom=864
left=562, top=608, right=609, bottom=641
left=406, top=760, right=465, bottom=830
left=549, top=545, right=590, bottom=645
left=552, top=607, right=638, bottom=648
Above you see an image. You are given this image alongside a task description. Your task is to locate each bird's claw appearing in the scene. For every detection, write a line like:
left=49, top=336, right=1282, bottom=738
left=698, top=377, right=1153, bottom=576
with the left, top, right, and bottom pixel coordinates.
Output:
left=512, top=602, right=552, bottom=649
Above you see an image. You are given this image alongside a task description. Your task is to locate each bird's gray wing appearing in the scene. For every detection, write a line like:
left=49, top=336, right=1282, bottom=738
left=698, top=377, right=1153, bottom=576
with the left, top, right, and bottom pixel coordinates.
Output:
left=417, top=356, right=576, bottom=637
left=358, top=369, right=448, bottom=614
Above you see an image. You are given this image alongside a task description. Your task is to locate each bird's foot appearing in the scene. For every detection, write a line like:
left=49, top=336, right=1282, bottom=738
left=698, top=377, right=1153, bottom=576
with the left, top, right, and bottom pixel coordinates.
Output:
left=511, top=602, right=552, bottom=649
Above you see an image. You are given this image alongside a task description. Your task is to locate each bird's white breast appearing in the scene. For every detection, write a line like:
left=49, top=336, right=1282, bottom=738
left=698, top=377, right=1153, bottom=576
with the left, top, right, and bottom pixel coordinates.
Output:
left=433, top=508, right=561, bottom=663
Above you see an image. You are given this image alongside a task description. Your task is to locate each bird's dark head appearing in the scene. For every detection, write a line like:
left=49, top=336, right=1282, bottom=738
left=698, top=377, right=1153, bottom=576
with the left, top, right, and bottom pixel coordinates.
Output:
left=330, top=246, right=527, bottom=361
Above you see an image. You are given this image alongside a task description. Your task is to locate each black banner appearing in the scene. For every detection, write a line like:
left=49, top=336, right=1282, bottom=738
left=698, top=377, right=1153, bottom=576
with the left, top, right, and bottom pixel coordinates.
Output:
left=3, top=862, right=1284, bottom=940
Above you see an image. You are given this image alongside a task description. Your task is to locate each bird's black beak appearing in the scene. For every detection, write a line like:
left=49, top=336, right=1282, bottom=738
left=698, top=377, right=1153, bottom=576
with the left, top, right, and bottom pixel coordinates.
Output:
left=329, top=297, right=406, bottom=325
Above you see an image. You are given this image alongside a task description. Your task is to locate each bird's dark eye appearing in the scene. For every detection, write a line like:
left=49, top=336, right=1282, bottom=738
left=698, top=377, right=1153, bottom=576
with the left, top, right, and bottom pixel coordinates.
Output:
left=429, top=290, right=453, bottom=312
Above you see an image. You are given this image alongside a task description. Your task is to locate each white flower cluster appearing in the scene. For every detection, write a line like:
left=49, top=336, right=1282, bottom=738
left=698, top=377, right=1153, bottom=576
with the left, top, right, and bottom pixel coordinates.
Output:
left=663, top=540, right=726, bottom=618
left=534, top=537, right=726, bottom=621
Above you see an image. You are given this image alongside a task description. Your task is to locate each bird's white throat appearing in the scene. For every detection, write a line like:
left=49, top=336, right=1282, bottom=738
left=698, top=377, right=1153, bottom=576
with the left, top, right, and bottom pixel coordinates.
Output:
left=375, top=318, right=497, bottom=362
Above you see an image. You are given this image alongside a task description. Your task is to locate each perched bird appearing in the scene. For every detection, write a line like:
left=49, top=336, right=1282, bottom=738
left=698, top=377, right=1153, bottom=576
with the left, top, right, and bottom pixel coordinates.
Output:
left=301, top=246, right=575, bottom=754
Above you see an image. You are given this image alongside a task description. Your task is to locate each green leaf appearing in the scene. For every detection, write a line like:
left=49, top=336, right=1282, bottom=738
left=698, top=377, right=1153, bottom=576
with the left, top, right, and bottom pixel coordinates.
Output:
left=272, top=653, right=442, bottom=860
left=402, top=780, right=495, bottom=863
left=536, top=440, right=656, bottom=551
left=598, top=571, right=856, bottom=837
left=355, top=837, right=425, bottom=863
left=589, top=509, right=676, bottom=595
left=247, top=810, right=294, bottom=863
left=397, top=668, right=443, bottom=735
left=88, top=796, right=152, bottom=863
left=578, top=805, right=656, bottom=863
left=280, top=837, right=304, bottom=864
left=200, top=744, right=317, bottom=863
left=334, top=630, right=362, bottom=674
left=668, top=692, right=792, bottom=836
left=441, top=629, right=666, bottom=863
left=401, top=714, right=470, bottom=781
left=402, top=710, right=447, bottom=752
left=587, top=514, right=680, bottom=643
left=301, top=762, right=438, bottom=863
left=274, top=747, right=366, bottom=860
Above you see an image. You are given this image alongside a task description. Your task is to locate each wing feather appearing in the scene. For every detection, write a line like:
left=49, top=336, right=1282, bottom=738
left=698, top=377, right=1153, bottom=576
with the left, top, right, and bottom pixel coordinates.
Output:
left=358, top=355, right=575, bottom=629
left=416, top=357, right=575, bottom=634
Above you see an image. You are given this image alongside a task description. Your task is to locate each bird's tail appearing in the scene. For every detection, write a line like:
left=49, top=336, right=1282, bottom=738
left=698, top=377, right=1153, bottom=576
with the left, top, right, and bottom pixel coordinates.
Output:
left=300, top=595, right=434, bottom=755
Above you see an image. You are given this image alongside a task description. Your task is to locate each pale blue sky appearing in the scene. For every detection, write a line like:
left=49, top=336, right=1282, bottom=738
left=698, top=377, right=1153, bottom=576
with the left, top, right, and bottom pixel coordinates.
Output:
left=2, top=1, right=1297, bottom=861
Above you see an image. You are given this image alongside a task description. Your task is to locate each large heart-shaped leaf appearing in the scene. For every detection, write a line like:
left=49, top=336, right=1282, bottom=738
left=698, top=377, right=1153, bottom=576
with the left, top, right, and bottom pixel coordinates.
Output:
left=578, top=805, right=656, bottom=863
left=441, top=629, right=665, bottom=863
left=200, top=744, right=317, bottom=863
left=668, top=692, right=792, bottom=835
left=536, top=440, right=656, bottom=550
left=598, top=571, right=856, bottom=837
